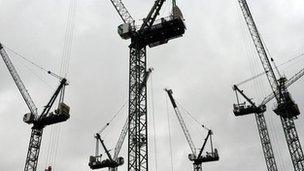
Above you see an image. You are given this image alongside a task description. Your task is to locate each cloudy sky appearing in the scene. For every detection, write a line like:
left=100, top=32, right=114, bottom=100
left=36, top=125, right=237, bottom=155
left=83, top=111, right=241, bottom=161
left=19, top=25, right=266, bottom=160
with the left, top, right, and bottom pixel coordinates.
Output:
left=0, top=0, right=304, bottom=170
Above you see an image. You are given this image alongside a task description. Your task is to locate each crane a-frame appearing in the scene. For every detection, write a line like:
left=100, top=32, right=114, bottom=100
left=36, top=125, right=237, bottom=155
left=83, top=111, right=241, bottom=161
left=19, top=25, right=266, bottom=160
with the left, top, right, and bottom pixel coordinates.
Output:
left=236, top=0, right=304, bottom=170
left=106, top=0, right=186, bottom=170
left=165, top=89, right=219, bottom=171
left=0, top=43, right=70, bottom=171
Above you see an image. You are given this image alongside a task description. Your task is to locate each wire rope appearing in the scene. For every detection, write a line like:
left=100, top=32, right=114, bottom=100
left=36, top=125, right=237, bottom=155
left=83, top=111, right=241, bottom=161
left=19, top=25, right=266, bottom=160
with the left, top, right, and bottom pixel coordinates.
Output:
left=97, top=100, right=128, bottom=135
left=175, top=100, right=210, bottom=132
left=3, top=44, right=62, bottom=80
left=46, top=0, right=77, bottom=169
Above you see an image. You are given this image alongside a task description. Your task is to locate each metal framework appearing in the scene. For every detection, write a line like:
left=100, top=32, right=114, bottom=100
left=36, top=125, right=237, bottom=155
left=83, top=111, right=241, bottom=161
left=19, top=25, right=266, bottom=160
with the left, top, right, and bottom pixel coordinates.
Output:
left=107, top=0, right=185, bottom=170
left=128, top=45, right=148, bottom=171
left=24, top=129, right=44, bottom=171
left=233, top=85, right=277, bottom=171
left=1, top=43, right=69, bottom=171
left=109, top=0, right=133, bottom=24
left=24, top=78, right=68, bottom=171
left=166, top=89, right=219, bottom=171
left=237, top=0, right=304, bottom=170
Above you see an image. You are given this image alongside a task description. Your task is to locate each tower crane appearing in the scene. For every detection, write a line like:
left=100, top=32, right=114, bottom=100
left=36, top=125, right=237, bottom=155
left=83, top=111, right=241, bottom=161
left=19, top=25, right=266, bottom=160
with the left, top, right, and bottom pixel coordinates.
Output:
left=106, top=0, right=185, bottom=170
left=232, top=66, right=304, bottom=171
left=89, top=68, right=153, bottom=170
left=0, top=43, right=70, bottom=171
left=165, top=89, right=219, bottom=171
left=236, top=0, right=304, bottom=170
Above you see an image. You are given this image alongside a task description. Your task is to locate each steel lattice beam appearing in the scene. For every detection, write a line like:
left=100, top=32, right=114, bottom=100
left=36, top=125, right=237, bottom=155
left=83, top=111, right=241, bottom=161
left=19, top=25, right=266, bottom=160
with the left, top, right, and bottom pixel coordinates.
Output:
left=128, top=45, right=148, bottom=171
left=281, top=118, right=304, bottom=170
left=237, top=0, right=279, bottom=98
left=24, top=129, right=43, bottom=171
left=255, top=113, right=278, bottom=171
left=237, top=0, right=304, bottom=170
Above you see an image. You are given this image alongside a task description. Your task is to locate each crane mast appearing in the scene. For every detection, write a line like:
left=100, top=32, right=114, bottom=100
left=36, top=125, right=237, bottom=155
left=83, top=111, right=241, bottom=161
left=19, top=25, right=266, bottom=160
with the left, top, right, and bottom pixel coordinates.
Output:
left=233, top=85, right=277, bottom=171
left=88, top=68, right=152, bottom=171
left=233, top=66, right=304, bottom=171
left=107, top=0, right=185, bottom=169
left=237, top=0, right=304, bottom=170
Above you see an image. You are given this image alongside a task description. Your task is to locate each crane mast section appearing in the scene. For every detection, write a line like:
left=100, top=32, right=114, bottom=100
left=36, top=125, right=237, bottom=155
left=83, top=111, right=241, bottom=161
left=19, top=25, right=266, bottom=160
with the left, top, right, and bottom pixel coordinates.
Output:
left=24, top=129, right=43, bottom=171
left=281, top=118, right=304, bottom=170
left=237, top=0, right=279, bottom=99
left=255, top=113, right=278, bottom=171
left=233, top=86, right=278, bottom=170
left=166, top=89, right=196, bottom=156
left=128, top=46, right=148, bottom=171
left=0, top=44, right=37, bottom=115
left=109, top=0, right=133, bottom=24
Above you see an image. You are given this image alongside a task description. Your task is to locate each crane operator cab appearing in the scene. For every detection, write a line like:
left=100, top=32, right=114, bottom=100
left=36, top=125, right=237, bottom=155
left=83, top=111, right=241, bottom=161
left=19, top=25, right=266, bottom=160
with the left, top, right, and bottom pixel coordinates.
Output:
left=37, top=102, right=70, bottom=127
left=23, top=103, right=70, bottom=126
left=89, top=156, right=124, bottom=170
left=233, top=102, right=266, bottom=116
left=89, top=134, right=124, bottom=170
left=198, top=149, right=219, bottom=163
left=144, top=5, right=186, bottom=48
left=117, top=5, right=186, bottom=48
left=273, top=91, right=300, bottom=119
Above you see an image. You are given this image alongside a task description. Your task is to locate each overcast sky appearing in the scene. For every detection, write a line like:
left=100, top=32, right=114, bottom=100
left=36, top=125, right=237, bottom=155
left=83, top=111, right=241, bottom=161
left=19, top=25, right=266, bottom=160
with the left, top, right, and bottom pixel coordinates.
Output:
left=0, top=0, right=304, bottom=170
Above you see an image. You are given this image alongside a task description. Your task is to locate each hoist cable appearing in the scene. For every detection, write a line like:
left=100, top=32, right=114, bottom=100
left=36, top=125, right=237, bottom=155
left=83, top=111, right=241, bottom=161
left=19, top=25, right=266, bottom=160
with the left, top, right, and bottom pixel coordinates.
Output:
left=97, top=100, right=128, bottom=135
left=46, top=0, right=77, bottom=169
left=176, top=101, right=210, bottom=132
left=60, top=0, right=77, bottom=77
left=236, top=52, right=304, bottom=86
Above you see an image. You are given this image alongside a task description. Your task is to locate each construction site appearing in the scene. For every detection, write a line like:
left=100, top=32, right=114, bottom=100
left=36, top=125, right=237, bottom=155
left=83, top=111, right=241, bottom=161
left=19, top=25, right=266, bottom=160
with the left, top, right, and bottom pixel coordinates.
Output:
left=0, top=0, right=303, bottom=170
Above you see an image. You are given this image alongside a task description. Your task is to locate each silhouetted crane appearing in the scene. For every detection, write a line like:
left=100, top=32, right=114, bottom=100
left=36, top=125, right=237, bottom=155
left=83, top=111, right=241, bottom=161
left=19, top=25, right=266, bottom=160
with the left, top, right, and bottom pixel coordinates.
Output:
left=235, top=1, right=304, bottom=170
left=0, top=43, right=70, bottom=171
left=106, top=0, right=186, bottom=170
left=165, top=89, right=219, bottom=171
